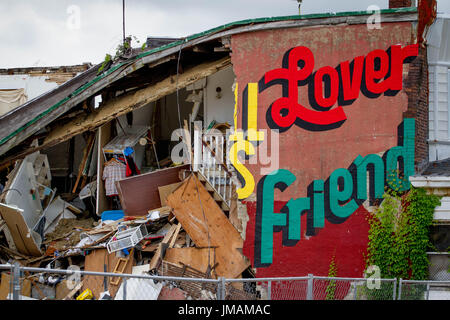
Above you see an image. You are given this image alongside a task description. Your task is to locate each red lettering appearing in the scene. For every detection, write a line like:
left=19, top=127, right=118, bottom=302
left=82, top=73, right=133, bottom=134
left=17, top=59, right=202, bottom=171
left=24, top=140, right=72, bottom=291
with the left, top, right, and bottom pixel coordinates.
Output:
left=365, top=49, right=390, bottom=94
left=339, top=56, right=364, bottom=101
left=314, top=66, right=339, bottom=108
left=265, top=46, right=346, bottom=128
left=388, top=44, right=419, bottom=92
left=262, top=44, right=418, bottom=130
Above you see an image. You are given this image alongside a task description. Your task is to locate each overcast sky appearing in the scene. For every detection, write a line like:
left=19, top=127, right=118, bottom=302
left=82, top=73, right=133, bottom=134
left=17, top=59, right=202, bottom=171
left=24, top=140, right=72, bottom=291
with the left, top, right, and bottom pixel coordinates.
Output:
left=1, top=0, right=449, bottom=68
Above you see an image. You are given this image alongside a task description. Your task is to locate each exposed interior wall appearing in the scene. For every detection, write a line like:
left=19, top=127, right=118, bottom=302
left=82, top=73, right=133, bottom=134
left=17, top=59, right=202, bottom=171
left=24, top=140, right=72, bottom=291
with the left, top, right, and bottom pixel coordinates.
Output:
left=0, top=75, right=59, bottom=102
left=96, top=122, right=112, bottom=216
left=203, top=66, right=235, bottom=127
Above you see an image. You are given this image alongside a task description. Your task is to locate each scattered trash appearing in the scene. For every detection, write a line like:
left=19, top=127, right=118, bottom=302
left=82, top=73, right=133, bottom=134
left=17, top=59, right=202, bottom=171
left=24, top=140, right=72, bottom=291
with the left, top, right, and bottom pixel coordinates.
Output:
left=0, top=146, right=251, bottom=300
left=76, top=288, right=94, bottom=300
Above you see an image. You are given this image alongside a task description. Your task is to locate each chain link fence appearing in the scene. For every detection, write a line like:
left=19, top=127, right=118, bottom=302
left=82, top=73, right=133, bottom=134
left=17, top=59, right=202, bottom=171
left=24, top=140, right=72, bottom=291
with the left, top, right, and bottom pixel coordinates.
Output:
left=428, top=252, right=450, bottom=281
left=399, top=279, right=450, bottom=300
left=1, top=264, right=449, bottom=300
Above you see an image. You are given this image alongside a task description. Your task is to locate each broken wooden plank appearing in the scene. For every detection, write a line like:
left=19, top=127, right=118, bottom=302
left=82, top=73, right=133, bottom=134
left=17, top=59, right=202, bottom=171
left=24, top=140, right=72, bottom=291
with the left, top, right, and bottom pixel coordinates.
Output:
left=168, top=223, right=182, bottom=248
left=116, top=165, right=189, bottom=216
left=149, top=223, right=178, bottom=270
left=63, top=281, right=83, bottom=300
left=110, top=258, right=129, bottom=286
left=96, top=122, right=112, bottom=216
left=163, top=247, right=217, bottom=275
left=0, top=244, right=31, bottom=260
left=72, top=132, right=96, bottom=194
left=166, top=174, right=250, bottom=279
left=0, top=203, right=42, bottom=256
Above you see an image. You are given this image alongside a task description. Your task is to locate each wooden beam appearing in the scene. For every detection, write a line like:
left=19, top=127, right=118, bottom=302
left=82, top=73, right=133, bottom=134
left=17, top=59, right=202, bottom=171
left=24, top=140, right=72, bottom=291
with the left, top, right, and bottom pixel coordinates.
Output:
left=72, top=132, right=96, bottom=194
left=0, top=57, right=231, bottom=169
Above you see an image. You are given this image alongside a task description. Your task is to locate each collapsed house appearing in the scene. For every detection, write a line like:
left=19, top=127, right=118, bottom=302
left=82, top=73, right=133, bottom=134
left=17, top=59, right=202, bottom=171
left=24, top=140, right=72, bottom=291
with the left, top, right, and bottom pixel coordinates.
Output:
left=0, top=2, right=447, bottom=300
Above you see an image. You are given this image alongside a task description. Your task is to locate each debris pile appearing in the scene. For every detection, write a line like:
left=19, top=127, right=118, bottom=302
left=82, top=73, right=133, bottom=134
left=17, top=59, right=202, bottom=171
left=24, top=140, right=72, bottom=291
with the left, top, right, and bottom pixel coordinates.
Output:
left=0, top=151, right=253, bottom=300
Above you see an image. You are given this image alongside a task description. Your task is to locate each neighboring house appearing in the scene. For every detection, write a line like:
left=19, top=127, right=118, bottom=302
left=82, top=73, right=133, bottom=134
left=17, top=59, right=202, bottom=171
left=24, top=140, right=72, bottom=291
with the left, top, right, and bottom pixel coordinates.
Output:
left=409, top=13, right=450, bottom=289
left=0, top=64, right=92, bottom=185
left=0, top=64, right=91, bottom=117
left=0, top=2, right=441, bottom=283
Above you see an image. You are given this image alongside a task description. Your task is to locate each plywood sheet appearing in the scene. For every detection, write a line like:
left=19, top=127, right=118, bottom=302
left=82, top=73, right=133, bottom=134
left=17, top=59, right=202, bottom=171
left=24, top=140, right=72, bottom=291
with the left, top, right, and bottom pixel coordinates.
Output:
left=0, top=272, right=31, bottom=300
left=116, top=164, right=189, bottom=216
left=164, top=247, right=216, bottom=275
left=158, top=182, right=182, bottom=206
left=82, top=248, right=134, bottom=299
left=166, top=175, right=250, bottom=278
left=0, top=203, right=42, bottom=256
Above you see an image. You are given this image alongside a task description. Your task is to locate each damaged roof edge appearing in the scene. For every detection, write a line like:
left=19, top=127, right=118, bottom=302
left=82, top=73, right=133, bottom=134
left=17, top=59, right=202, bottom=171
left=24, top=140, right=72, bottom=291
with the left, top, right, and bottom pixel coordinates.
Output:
left=0, top=7, right=418, bottom=157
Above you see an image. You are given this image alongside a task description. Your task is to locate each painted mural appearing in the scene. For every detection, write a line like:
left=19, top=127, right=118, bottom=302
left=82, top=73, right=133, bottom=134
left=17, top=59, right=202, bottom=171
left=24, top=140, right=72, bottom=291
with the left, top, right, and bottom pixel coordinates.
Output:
left=229, top=23, right=419, bottom=278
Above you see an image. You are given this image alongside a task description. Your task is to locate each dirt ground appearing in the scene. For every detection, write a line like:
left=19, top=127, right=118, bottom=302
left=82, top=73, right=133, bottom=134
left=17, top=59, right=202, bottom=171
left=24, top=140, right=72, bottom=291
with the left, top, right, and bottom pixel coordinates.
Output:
left=44, top=218, right=97, bottom=251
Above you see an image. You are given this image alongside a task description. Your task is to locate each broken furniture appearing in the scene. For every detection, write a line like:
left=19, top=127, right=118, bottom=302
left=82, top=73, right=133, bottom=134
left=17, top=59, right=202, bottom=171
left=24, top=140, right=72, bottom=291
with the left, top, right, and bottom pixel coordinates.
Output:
left=116, top=164, right=189, bottom=216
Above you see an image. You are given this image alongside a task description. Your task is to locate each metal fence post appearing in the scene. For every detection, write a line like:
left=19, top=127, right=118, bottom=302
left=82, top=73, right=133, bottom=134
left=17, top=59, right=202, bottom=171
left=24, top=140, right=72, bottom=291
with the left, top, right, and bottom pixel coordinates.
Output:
left=398, top=278, right=403, bottom=300
left=123, top=278, right=127, bottom=300
left=425, top=283, right=430, bottom=300
left=393, top=278, right=397, bottom=301
left=353, top=282, right=358, bottom=300
left=216, top=277, right=226, bottom=300
left=12, top=262, right=21, bottom=300
left=220, top=277, right=226, bottom=301
left=306, top=274, right=314, bottom=300
left=267, top=281, right=272, bottom=300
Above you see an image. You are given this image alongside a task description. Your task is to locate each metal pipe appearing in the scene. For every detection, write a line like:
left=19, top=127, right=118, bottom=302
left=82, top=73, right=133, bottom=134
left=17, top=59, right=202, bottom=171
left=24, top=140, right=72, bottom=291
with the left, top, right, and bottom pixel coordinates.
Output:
left=393, top=278, right=397, bottom=301
left=123, top=278, right=127, bottom=300
left=12, top=262, right=21, bottom=300
left=11, top=266, right=220, bottom=283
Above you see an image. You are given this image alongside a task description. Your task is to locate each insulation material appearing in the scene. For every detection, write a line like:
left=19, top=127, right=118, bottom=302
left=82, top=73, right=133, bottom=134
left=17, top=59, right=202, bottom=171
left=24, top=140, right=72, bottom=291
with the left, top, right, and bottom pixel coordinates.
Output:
left=42, top=197, right=79, bottom=235
left=0, top=88, right=27, bottom=116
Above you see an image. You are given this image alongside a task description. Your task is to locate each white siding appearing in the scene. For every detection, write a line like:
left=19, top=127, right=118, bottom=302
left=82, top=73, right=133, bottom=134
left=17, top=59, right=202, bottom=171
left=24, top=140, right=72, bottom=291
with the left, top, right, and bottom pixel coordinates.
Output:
left=428, top=17, right=450, bottom=161
left=0, top=74, right=58, bottom=101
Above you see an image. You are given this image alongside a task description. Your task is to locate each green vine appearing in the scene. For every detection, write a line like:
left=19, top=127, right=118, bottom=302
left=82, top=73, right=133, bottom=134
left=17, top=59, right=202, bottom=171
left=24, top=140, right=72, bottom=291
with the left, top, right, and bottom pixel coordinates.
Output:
left=325, top=255, right=337, bottom=300
left=97, top=35, right=146, bottom=74
left=97, top=54, right=112, bottom=74
left=366, top=174, right=441, bottom=281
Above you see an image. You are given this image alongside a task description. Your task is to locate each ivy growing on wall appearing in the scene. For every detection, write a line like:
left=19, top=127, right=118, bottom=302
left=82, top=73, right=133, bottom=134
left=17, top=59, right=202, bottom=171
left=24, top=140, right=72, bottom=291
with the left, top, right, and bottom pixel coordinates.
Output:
left=325, top=255, right=337, bottom=300
left=366, top=181, right=441, bottom=281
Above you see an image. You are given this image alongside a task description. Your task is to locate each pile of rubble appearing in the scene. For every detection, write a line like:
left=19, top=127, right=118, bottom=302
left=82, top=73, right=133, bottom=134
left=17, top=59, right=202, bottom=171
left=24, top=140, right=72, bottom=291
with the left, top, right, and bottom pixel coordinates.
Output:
left=0, top=152, right=253, bottom=300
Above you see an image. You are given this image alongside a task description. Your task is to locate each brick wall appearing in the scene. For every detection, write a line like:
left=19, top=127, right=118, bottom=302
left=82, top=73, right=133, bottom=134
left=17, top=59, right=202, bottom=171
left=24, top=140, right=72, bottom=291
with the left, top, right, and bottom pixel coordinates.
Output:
left=389, top=0, right=413, bottom=8
left=403, top=46, right=429, bottom=171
